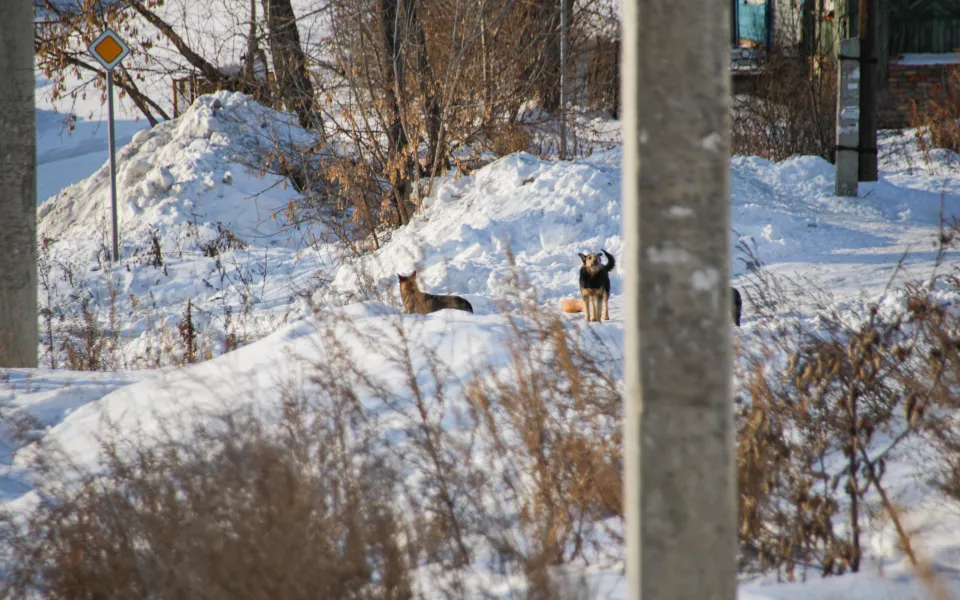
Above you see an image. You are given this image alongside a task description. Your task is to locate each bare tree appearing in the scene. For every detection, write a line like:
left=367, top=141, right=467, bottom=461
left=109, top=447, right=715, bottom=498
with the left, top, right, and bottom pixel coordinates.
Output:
left=34, top=0, right=277, bottom=124
left=0, top=0, right=38, bottom=367
left=35, top=0, right=170, bottom=125
left=378, top=0, right=414, bottom=225
left=261, top=0, right=325, bottom=132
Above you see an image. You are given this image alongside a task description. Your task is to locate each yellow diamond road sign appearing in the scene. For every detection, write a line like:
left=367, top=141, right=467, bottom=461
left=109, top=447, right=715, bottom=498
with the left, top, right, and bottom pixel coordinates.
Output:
left=88, top=29, right=130, bottom=71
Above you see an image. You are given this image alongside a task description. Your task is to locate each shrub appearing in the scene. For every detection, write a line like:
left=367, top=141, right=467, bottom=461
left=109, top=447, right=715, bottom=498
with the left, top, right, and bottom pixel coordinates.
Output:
left=733, top=51, right=837, bottom=162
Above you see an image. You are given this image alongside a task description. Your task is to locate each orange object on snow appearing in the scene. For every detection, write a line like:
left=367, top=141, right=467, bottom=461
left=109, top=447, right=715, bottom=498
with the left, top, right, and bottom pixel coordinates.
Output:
left=561, top=298, right=584, bottom=313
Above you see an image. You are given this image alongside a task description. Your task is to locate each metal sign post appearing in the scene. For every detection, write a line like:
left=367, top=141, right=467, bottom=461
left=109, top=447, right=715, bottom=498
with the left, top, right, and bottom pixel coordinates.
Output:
left=87, top=29, right=130, bottom=262
left=835, top=38, right=860, bottom=197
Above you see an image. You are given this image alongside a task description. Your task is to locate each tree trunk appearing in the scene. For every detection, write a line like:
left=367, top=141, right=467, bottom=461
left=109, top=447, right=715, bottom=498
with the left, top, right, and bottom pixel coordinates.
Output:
left=261, top=0, right=324, bottom=133
left=0, top=0, right=38, bottom=367
left=858, top=0, right=878, bottom=182
left=379, top=0, right=412, bottom=225
left=124, top=0, right=227, bottom=85
left=243, top=0, right=259, bottom=83
left=611, top=40, right=621, bottom=119
left=622, top=0, right=736, bottom=597
left=406, top=0, right=445, bottom=175
left=802, top=0, right=817, bottom=55
left=538, top=0, right=561, bottom=113
left=559, top=0, right=568, bottom=159
left=481, top=12, right=493, bottom=124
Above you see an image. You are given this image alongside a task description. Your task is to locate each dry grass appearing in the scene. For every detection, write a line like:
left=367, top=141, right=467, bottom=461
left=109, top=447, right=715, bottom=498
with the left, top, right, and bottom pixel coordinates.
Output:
left=1, top=409, right=413, bottom=600
left=486, top=123, right=534, bottom=158
left=909, top=66, right=960, bottom=162
left=1, top=281, right=620, bottom=599
left=732, top=51, right=837, bottom=162
left=733, top=226, right=960, bottom=583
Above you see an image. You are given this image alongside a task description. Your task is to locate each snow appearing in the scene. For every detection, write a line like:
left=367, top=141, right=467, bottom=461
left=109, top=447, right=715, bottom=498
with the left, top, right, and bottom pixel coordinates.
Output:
left=10, top=5, right=960, bottom=596
left=38, top=92, right=307, bottom=246
left=30, top=92, right=332, bottom=365
left=891, top=53, right=960, bottom=66
left=9, top=87, right=960, bottom=595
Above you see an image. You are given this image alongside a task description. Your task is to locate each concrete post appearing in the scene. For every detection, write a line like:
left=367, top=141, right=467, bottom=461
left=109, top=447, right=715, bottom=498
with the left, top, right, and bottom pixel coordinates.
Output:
left=836, top=38, right=861, bottom=197
left=0, top=1, right=38, bottom=368
left=621, top=0, right=736, bottom=598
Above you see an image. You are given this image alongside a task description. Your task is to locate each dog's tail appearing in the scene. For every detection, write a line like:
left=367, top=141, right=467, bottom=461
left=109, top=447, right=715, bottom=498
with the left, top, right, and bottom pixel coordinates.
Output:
left=602, top=249, right=616, bottom=273
left=732, top=287, right=742, bottom=327
left=455, top=296, right=474, bottom=313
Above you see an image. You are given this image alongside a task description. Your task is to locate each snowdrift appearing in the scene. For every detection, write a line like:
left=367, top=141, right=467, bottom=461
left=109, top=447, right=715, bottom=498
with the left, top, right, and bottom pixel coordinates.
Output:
left=38, top=92, right=310, bottom=251
left=333, top=149, right=960, bottom=313
left=9, top=91, right=960, bottom=599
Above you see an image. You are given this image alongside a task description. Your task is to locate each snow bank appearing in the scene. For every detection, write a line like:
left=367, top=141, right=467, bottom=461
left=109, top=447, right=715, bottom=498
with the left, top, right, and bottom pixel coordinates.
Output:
left=38, top=92, right=310, bottom=252
left=332, top=149, right=960, bottom=312
left=12, top=91, right=960, bottom=599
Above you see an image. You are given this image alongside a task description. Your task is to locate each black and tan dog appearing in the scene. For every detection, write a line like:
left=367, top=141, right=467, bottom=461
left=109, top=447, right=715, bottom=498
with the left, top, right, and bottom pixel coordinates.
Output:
left=578, top=249, right=616, bottom=322
left=398, top=271, right=473, bottom=315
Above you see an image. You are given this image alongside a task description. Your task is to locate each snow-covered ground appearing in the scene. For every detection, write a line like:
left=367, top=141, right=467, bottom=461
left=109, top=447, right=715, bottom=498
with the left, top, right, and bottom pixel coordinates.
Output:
left=890, top=53, right=960, bottom=66
left=11, top=8, right=960, bottom=595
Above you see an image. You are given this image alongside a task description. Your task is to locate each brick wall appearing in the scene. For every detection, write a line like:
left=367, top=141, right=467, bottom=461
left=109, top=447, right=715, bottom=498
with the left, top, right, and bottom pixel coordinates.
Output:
left=880, top=62, right=957, bottom=129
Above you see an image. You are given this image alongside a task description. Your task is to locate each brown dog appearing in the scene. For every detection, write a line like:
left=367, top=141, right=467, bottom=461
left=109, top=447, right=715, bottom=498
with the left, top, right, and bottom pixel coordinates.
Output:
left=578, top=249, right=615, bottom=322
left=397, top=271, right=473, bottom=315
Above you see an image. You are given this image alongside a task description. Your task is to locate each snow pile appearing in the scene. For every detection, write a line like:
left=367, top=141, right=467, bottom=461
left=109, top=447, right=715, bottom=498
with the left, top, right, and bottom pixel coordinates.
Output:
left=38, top=91, right=311, bottom=252
left=17, top=303, right=515, bottom=471
left=31, top=93, right=330, bottom=362
left=9, top=90, right=960, bottom=598
left=334, top=151, right=624, bottom=312
left=333, top=149, right=960, bottom=314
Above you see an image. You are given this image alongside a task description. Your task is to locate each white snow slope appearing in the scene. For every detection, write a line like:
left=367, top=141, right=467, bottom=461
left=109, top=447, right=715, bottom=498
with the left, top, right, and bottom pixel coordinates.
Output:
left=35, top=92, right=333, bottom=364
left=4, top=92, right=960, bottom=598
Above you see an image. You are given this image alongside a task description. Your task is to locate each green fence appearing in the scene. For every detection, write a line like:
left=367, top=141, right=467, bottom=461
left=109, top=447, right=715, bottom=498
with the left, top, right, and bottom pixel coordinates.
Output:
left=889, top=0, right=960, bottom=53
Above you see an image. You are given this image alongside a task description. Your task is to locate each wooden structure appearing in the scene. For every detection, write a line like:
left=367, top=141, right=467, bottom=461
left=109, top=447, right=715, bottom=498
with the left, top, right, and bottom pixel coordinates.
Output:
left=727, top=0, right=960, bottom=127
left=889, top=0, right=960, bottom=54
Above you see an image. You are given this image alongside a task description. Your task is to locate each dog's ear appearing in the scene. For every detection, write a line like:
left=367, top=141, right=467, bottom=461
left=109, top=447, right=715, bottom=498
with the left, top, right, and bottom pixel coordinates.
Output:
left=398, top=273, right=405, bottom=282
left=578, top=253, right=587, bottom=264
left=411, top=270, right=418, bottom=279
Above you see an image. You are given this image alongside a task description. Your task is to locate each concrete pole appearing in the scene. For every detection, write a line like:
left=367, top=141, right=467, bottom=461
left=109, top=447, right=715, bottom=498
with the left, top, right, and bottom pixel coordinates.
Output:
left=836, top=39, right=861, bottom=197
left=0, top=1, right=38, bottom=368
left=622, top=0, right=736, bottom=598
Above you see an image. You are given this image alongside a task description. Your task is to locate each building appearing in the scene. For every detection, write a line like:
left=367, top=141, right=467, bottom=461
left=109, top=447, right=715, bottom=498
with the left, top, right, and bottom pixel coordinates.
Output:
left=731, top=0, right=960, bottom=128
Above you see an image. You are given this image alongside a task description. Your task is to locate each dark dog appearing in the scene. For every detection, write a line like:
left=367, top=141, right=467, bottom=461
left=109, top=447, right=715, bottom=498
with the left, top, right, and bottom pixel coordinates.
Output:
left=578, top=249, right=616, bottom=322
left=732, top=287, right=742, bottom=327
left=398, top=271, right=473, bottom=315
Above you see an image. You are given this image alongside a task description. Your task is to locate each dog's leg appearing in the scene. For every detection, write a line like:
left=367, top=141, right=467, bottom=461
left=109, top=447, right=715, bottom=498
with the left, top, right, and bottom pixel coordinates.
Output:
left=592, top=296, right=600, bottom=322
left=582, top=293, right=591, bottom=322
left=602, top=289, right=609, bottom=321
